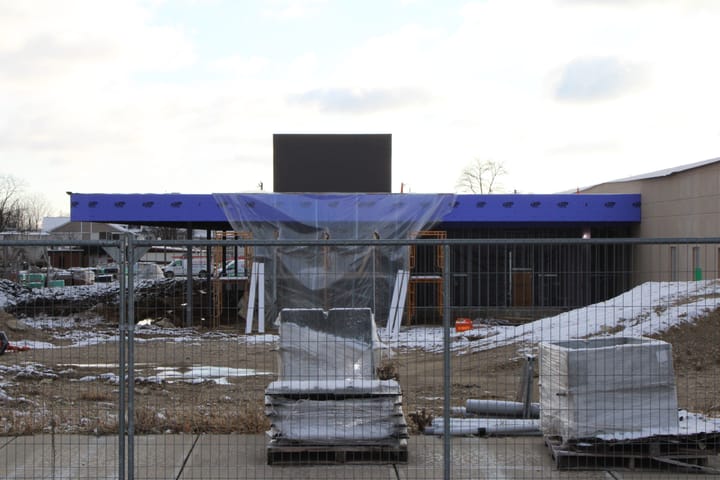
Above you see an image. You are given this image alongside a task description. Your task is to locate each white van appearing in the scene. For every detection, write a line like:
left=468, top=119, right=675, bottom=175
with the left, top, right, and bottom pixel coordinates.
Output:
left=162, top=257, right=209, bottom=278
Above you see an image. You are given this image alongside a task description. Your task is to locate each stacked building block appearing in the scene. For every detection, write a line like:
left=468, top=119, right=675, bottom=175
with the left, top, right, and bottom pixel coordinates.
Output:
left=539, top=337, right=679, bottom=443
left=265, top=307, right=408, bottom=464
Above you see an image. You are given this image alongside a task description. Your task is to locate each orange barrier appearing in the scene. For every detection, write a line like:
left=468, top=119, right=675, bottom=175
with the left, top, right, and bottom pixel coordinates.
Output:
left=455, top=318, right=473, bottom=332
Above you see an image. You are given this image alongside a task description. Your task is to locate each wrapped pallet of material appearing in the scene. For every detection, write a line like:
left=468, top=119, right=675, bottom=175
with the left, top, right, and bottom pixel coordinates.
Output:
left=266, top=308, right=408, bottom=461
left=539, top=337, right=679, bottom=442
left=265, top=380, right=407, bottom=445
left=265, top=394, right=407, bottom=444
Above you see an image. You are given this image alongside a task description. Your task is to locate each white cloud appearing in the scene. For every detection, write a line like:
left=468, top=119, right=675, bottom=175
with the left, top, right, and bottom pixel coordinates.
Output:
left=286, top=52, right=319, bottom=82
left=557, top=0, right=720, bottom=8
left=209, top=55, right=271, bottom=77
left=1, top=0, right=720, bottom=214
left=330, top=24, right=446, bottom=88
left=0, top=2, right=195, bottom=85
left=0, top=1, right=202, bottom=212
left=261, top=0, right=329, bottom=19
left=287, top=87, right=433, bottom=113
left=551, top=57, right=650, bottom=102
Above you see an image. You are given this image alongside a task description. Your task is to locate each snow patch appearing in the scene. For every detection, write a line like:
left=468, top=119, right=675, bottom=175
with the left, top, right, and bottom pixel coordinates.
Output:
left=381, top=280, right=720, bottom=353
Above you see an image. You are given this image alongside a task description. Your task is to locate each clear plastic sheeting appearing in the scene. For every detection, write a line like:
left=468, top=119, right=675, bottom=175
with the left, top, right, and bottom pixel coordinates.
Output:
left=539, top=337, right=679, bottom=442
left=214, top=193, right=455, bottom=324
left=265, top=378, right=403, bottom=396
left=277, top=307, right=382, bottom=380
left=272, top=308, right=384, bottom=380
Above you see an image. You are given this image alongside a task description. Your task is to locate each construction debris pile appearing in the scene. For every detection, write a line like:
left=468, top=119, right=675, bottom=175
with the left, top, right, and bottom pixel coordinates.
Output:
left=425, top=399, right=541, bottom=436
left=0, top=277, right=211, bottom=325
left=424, top=355, right=541, bottom=437
left=264, top=308, right=408, bottom=464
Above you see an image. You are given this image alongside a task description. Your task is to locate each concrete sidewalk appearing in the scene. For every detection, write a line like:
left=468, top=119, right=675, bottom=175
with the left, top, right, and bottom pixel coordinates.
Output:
left=2, top=434, right=719, bottom=479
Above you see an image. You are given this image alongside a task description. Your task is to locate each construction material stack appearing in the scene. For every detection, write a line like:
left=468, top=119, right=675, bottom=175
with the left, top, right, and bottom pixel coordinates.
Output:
left=539, top=337, right=720, bottom=471
left=264, top=307, right=408, bottom=464
left=540, top=337, right=679, bottom=442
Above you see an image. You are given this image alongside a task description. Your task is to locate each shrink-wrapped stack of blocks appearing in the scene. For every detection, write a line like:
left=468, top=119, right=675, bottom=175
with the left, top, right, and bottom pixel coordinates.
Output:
left=539, top=337, right=679, bottom=442
left=264, top=307, right=408, bottom=464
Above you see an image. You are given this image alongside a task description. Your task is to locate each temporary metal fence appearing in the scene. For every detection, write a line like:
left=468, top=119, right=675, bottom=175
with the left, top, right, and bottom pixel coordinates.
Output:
left=0, top=236, right=719, bottom=479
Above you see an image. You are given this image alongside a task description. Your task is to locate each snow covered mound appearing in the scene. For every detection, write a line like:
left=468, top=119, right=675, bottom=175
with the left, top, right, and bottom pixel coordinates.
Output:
left=0, top=279, right=29, bottom=309
left=0, top=278, right=118, bottom=312
left=4, top=278, right=720, bottom=356
left=383, top=280, right=720, bottom=353
left=0, top=277, right=181, bottom=317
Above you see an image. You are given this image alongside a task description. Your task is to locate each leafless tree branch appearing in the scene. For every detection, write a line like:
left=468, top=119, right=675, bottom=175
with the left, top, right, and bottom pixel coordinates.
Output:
left=456, top=159, right=507, bottom=194
left=0, top=175, right=51, bottom=232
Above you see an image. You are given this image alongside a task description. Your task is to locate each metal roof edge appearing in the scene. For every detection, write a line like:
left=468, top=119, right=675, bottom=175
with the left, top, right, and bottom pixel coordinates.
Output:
left=70, top=192, right=641, bottom=227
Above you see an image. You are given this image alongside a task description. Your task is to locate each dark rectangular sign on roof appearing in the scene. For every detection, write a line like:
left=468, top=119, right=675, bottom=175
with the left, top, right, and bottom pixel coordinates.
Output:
left=273, top=134, right=392, bottom=193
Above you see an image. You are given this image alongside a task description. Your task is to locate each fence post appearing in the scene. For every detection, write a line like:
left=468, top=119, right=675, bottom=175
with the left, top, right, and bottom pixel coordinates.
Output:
left=127, top=236, right=137, bottom=480
left=118, top=236, right=127, bottom=480
left=442, top=243, right=452, bottom=480
left=186, top=228, right=193, bottom=327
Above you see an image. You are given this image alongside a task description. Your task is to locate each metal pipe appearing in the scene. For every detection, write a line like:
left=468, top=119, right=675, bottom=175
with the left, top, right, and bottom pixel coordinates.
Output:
left=427, top=418, right=541, bottom=436
left=521, top=356, right=535, bottom=418
left=465, top=400, right=540, bottom=418
left=450, top=406, right=467, bottom=417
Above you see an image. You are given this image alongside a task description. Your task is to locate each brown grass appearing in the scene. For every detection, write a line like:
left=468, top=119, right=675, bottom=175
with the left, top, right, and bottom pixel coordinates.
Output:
left=134, top=405, right=269, bottom=435
left=78, top=390, right=114, bottom=402
left=1, top=403, right=269, bottom=436
left=407, top=408, right=434, bottom=434
left=0, top=411, right=47, bottom=436
left=376, top=359, right=400, bottom=381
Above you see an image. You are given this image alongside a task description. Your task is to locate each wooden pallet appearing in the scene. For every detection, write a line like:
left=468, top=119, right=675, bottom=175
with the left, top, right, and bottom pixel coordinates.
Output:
left=267, top=440, right=408, bottom=465
left=544, top=435, right=720, bottom=473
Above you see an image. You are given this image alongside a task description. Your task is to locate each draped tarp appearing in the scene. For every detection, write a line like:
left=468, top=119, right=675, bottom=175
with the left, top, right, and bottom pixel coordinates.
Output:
left=214, top=193, right=455, bottom=324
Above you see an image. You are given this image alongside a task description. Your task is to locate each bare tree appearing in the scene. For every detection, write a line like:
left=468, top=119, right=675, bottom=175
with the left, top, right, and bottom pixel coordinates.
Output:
left=19, top=193, right=51, bottom=231
left=456, top=159, right=507, bottom=194
left=0, top=175, right=53, bottom=232
left=0, top=175, right=25, bottom=231
left=143, top=225, right=184, bottom=240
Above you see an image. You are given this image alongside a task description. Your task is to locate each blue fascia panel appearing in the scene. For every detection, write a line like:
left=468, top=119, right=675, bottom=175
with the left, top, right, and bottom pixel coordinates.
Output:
left=445, top=194, right=641, bottom=223
left=70, top=193, right=641, bottom=226
left=70, top=194, right=229, bottom=224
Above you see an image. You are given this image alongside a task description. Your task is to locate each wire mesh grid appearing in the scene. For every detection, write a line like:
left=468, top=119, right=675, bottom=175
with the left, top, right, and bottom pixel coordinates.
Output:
left=0, top=237, right=719, bottom=479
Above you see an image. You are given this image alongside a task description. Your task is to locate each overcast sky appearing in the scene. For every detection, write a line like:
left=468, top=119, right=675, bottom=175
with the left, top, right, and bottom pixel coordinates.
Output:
left=2, top=0, right=719, bottom=215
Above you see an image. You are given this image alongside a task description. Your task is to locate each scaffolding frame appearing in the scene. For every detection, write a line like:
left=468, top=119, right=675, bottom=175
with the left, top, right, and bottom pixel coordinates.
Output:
left=211, top=231, right=253, bottom=328
left=406, top=230, right=447, bottom=324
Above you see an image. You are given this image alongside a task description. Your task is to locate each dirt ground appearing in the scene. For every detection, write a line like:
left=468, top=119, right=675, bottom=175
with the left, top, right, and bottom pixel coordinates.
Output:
left=1, top=307, right=719, bottom=436
left=651, top=308, right=720, bottom=416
